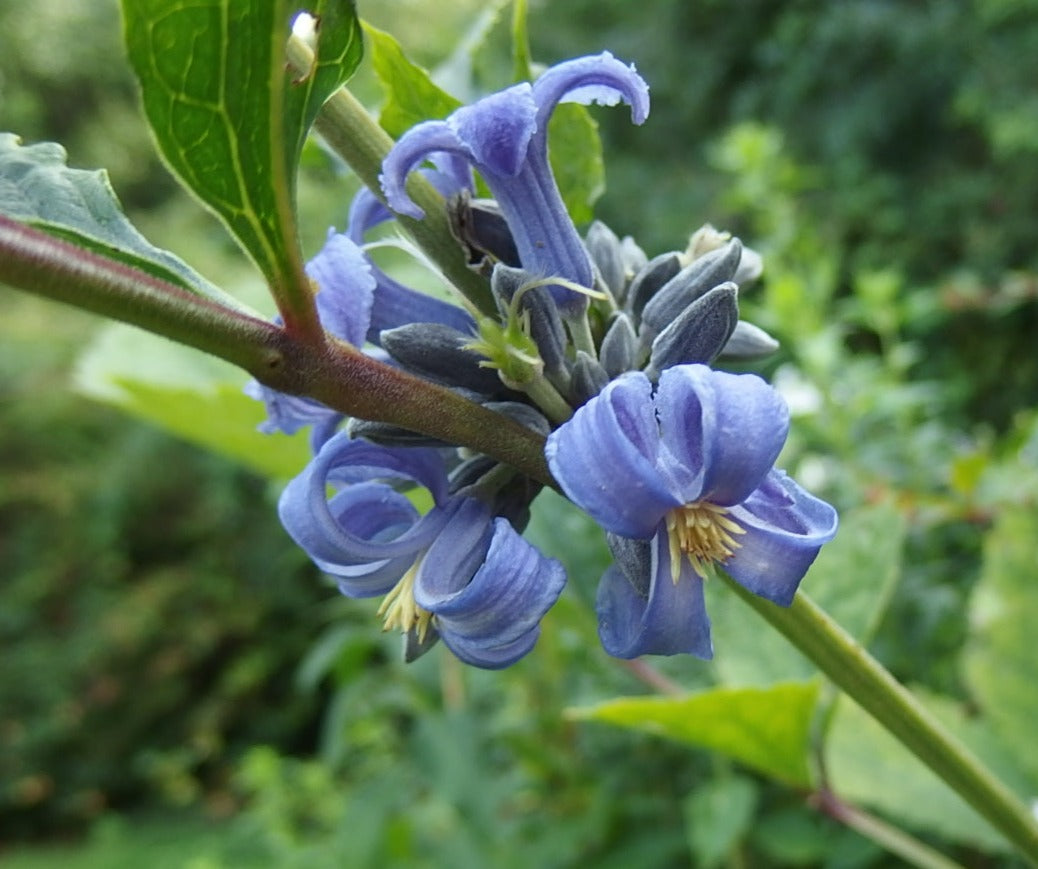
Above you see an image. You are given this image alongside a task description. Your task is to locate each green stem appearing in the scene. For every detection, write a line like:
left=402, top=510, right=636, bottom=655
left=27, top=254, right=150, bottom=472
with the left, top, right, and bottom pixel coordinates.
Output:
left=813, top=788, right=966, bottom=869
left=522, top=373, right=573, bottom=425
left=0, top=218, right=555, bottom=486
left=286, top=36, right=496, bottom=317
left=724, top=577, right=1038, bottom=865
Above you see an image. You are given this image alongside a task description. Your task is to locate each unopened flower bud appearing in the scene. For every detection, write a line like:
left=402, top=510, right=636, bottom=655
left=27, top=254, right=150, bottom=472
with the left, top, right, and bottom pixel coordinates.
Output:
left=586, top=220, right=625, bottom=297
left=346, top=418, right=448, bottom=447
left=570, top=350, right=611, bottom=406
left=599, top=312, right=638, bottom=377
left=718, top=319, right=780, bottom=360
left=380, top=322, right=507, bottom=395
left=646, top=283, right=738, bottom=376
left=626, top=252, right=682, bottom=321
left=640, top=239, right=742, bottom=338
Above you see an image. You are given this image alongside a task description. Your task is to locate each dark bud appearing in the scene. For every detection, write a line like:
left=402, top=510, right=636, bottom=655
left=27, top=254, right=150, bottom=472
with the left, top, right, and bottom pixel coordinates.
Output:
left=570, top=350, right=611, bottom=406
left=640, top=239, right=742, bottom=338
left=606, top=533, right=653, bottom=598
left=404, top=625, right=441, bottom=663
left=626, top=252, right=682, bottom=321
left=482, top=400, right=552, bottom=436
left=586, top=220, right=626, bottom=297
left=448, top=192, right=520, bottom=271
left=346, top=418, right=449, bottom=448
left=718, top=320, right=780, bottom=360
left=599, top=312, right=638, bottom=377
left=380, top=322, right=506, bottom=396
left=491, top=264, right=567, bottom=377
left=449, top=455, right=498, bottom=492
left=646, top=283, right=739, bottom=376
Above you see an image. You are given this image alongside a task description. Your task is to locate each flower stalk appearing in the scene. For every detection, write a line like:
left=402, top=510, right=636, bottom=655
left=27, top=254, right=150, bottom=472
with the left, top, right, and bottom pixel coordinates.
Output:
left=725, top=577, right=1038, bottom=864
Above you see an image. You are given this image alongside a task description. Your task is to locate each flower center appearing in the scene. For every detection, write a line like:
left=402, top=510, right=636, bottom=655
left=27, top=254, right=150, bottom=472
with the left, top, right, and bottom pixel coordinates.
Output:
left=377, top=563, right=433, bottom=641
left=665, top=501, right=746, bottom=582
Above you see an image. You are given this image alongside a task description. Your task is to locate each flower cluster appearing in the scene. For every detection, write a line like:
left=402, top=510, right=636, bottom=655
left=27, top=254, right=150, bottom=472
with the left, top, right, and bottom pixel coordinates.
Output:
left=251, top=53, right=838, bottom=668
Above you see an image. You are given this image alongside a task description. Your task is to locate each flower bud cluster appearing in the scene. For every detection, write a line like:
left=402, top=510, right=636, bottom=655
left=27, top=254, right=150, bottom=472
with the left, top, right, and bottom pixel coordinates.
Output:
left=251, top=53, right=837, bottom=668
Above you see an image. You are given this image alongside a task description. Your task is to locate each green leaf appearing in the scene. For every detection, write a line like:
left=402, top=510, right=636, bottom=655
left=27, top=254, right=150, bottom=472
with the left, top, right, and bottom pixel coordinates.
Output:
left=363, top=22, right=462, bottom=138
left=826, top=690, right=1034, bottom=853
left=963, top=506, right=1038, bottom=783
left=75, top=323, right=310, bottom=479
left=121, top=0, right=361, bottom=292
left=567, top=680, right=820, bottom=787
left=0, top=133, right=238, bottom=306
left=684, top=775, right=760, bottom=869
left=708, top=500, right=906, bottom=685
left=548, top=103, right=605, bottom=226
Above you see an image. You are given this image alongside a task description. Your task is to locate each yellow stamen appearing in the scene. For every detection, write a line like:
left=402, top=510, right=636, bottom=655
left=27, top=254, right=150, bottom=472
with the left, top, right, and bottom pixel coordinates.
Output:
left=665, top=501, right=746, bottom=582
left=376, top=564, right=433, bottom=642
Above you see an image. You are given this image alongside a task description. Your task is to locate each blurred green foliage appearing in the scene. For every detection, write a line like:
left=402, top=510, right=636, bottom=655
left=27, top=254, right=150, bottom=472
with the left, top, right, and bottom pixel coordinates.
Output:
left=2, top=0, right=1038, bottom=866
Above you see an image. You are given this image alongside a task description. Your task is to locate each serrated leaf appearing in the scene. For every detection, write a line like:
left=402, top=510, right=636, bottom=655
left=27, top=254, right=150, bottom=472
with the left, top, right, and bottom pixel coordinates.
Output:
left=121, top=0, right=361, bottom=290
left=75, top=323, right=310, bottom=479
left=548, top=103, right=605, bottom=226
left=827, top=690, right=1034, bottom=853
left=363, top=22, right=462, bottom=137
left=708, top=500, right=906, bottom=686
left=0, top=133, right=238, bottom=305
left=963, top=506, right=1038, bottom=783
left=567, top=680, right=820, bottom=787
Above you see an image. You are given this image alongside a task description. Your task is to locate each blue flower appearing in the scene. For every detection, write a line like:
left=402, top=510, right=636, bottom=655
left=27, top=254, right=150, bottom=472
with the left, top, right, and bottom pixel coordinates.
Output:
left=545, top=364, right=838, bottom=659
left=381, top=53, right=650, bottom=314
left=278, top=431, right=566, bottom=669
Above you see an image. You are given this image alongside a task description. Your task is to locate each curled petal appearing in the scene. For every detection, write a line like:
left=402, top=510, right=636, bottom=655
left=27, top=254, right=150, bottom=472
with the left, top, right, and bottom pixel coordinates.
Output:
left=448, top=85, right=538, bottom=176
left=318, top=483, right=425, bottom=595
left=307, top=230, right=376, bottom=347
left=546, top=373, right=679, bottom=539
left=414, top=501, right=566, bottom=668
left=380, top=121, right=470, bottom=219
left=725, top=470, right=839, bottom=605
left=348, top=157, right=472, bottom=244
left=655, top=365, right=789, bottom=507
left=530, top=51, right=650, bottom=129
left=277, top=433, right=450, bottom=568
left=597, top=528, right=713, bottom=659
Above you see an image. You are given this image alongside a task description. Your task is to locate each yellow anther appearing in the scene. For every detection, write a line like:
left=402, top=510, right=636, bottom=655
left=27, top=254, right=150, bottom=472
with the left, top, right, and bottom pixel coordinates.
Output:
left=665, top=501, right=746, bottom=582
left=377, top=564, right=433, bottom=642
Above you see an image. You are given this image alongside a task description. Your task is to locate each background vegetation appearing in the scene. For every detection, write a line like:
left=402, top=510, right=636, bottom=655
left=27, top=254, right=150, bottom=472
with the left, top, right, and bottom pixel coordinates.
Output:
left=2, top=0, right=1037, bottom=865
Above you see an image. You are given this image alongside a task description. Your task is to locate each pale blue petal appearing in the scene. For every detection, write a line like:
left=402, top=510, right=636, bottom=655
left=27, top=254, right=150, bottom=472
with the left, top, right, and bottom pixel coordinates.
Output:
left=596, top=528, right=713, bottom=659
left=307, top=230, right=376, bottom=347
left=656, top=365, right=789, bottom=507
left=531, top=51, right=650, bottom=130
left=277, top=433, right=450, bottom=567
left=448, top=85, right=538, bottom=177
left=724, top=470, right=839, bottom=605
left=244, top=379, right=340, bottom=437
left=546, top=372, right=679, bottom=539
left=415, top=502, right=566, bottom=668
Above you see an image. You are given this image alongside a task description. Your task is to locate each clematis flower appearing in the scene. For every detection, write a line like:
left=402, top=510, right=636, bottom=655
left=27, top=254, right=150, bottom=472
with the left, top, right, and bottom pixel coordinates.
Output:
left=381, top=53, right=650, bottom=314
left=278, top=432, right=566, bottom=669
left=545, top=364, right=838, bottom=659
